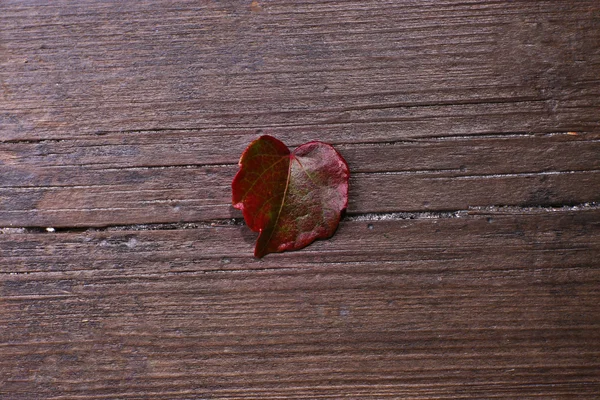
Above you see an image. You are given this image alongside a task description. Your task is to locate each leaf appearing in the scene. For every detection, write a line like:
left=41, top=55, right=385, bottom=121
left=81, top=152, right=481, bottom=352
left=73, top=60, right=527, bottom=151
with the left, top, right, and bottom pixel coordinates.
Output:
left=232, top=135, right=349, bottom=257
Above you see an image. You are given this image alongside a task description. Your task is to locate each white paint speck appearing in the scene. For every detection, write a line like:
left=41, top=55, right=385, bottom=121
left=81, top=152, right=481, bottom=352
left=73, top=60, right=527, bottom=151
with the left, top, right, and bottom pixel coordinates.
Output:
left=126, top=237, right=138, bottom=249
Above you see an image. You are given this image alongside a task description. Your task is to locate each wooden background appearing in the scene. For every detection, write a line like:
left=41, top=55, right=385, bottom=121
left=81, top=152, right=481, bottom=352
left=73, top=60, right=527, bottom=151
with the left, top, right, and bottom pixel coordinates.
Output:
left=1, top=1, right=599, bottom=398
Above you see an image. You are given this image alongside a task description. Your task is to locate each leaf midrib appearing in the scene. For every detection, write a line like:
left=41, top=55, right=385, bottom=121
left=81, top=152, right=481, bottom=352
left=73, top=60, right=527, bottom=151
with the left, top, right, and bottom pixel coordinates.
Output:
left=257, top=154, right=294, bottom=255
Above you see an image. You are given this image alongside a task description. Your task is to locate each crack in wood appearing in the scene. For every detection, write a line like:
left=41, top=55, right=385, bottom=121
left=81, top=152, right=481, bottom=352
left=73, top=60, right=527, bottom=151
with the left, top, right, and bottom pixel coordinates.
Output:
left=2, top=202, right=597, bottom=234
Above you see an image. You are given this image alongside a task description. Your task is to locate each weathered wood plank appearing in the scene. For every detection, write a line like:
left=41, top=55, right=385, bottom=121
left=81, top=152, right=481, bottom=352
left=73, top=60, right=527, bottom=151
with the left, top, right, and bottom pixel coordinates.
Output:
left=1, top=208, right=598, bottom=270
left=1, top=0, right=599, bottom=141
left=2, top=134, right=598, bottom=227
left=4, top=166, right=598, bottom=227
left=3, top=131, right=599, bottom=171
left=1, top=209, right=599, bottom=399
left=2, top=0, right=600, bottom=398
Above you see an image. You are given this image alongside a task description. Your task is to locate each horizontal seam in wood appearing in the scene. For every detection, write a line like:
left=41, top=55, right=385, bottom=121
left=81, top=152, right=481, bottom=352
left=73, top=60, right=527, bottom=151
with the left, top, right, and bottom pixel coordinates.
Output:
left=1, top=202, right=597, bottom=233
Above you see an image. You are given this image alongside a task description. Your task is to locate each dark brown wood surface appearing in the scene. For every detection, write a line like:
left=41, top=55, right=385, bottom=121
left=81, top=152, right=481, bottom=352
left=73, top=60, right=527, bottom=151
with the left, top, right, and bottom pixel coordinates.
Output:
left=1, top=1, right=599, bottom=399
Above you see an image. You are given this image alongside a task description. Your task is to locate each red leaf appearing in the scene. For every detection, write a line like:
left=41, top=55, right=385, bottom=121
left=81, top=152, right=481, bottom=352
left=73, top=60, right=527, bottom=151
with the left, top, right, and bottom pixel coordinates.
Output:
left=232, top=135, right=349, bottom=257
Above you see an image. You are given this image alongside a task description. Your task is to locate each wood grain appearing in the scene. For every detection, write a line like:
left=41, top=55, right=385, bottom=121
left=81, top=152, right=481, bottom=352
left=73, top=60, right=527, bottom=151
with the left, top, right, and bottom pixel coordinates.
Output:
left=2, top=134, right=599, bottom=227
left=2, top=209, right=600, bottom=399
left=1, top=0, right=599, bottom=398
left=1, top=0, right=599, bottom=141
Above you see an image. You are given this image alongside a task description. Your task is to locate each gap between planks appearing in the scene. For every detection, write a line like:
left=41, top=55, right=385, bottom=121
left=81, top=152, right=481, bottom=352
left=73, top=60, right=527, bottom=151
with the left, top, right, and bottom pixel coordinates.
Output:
left=1, top=202, right=598, bottom=234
